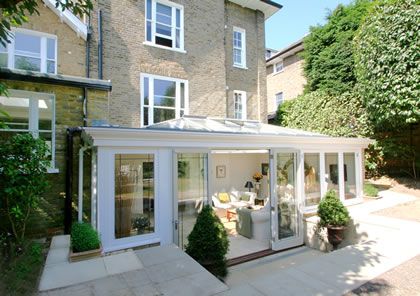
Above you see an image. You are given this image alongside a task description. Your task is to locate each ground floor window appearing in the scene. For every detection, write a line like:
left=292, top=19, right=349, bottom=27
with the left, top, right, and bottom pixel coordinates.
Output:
left=233, top=90, right=246, bottom=120
left=0, top=89, right=55, bottom=169
left=344, top=152, right=357, bottom=200
left=140, top=73, right=188, bottom=127
left=114, top=154, right=155, bottom=239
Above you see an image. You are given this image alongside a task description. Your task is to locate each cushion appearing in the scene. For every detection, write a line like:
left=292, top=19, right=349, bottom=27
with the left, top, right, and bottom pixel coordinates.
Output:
left=218, top=193, right=230, bottom=203
left=240, top=194, right=250, bottom=202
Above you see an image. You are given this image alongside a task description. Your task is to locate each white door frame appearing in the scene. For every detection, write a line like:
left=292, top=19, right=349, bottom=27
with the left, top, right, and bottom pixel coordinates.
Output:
left=269, top=149, right=304, bottom=251
left=172, top=149, right=211, bottom=247
left=99, top=148, right=161, bottom=252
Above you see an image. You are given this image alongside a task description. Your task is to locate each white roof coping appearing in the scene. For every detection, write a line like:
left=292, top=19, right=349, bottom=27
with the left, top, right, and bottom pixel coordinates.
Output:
left=43, top=0, right=88, bottom=40
left=229, top=0, right=282, bottom=19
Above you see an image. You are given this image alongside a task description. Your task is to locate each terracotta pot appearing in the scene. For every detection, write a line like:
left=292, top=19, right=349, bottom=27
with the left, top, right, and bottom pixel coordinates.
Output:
left=327, top=226, right=346, bottom=250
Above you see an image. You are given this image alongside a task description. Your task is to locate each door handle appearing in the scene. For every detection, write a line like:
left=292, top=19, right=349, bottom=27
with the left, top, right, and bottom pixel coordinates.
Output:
left=174, top=220, right=178, bottom=230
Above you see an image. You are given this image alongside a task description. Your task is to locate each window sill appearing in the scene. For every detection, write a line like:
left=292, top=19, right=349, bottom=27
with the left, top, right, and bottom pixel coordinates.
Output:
left=272, top=70, right=284, bottom=76
left=233, top=64, right=248, bottom=70
left=47, top=168, right=60, bottom=174
left=143, top=42, right=186, bottom=54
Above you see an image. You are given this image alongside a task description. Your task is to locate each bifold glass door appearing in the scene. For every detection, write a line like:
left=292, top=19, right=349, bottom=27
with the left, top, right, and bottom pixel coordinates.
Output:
left=270, top=150, right=303, bottom=250
left=174, top=152, right=209, bottom=249
left=114, top=154, right=155, bottom=239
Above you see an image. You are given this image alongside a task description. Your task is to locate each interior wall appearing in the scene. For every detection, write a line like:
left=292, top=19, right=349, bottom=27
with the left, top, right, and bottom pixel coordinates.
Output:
left=212, top=153, right=269, bottom=197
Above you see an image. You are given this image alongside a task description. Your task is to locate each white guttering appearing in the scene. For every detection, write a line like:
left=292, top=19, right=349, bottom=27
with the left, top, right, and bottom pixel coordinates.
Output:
left=43, top=0, right=88, bottom=40
left=78, top=145, right=89, bottom=222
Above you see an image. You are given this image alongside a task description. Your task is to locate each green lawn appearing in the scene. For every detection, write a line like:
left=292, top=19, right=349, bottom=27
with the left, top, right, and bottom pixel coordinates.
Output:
left=364, top=182, right=379, bottom=197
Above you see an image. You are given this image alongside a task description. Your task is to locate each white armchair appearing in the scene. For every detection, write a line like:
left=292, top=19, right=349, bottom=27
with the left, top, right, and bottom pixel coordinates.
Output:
left=250, top=201, right=271, bottom=241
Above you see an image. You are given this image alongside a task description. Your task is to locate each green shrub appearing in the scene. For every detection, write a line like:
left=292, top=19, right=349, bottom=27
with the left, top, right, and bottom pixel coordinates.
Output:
left=185, top=205, right=229, bottom=278
left=282, top=91, right=372, bottom=138
left=317, top=190, right=350, bottom=227
left=0, top=133, right=50, bottom=244
left=364, top=182, right=379, bottom=197
left=71, top=222, right=100, bottom=253
left=274, top=100, right=295, bottom=126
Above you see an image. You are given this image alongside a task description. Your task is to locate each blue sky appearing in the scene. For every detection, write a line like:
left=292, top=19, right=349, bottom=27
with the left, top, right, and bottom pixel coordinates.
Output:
left=265, top=0, right=352, bottom=50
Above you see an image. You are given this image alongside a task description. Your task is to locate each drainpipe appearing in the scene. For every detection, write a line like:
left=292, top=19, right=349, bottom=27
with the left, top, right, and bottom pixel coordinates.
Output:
left=98, top=9, right=103, bottom=80
left=77, top=145, right=89, bottom=222
left=65, top=127, right=83, bottom=234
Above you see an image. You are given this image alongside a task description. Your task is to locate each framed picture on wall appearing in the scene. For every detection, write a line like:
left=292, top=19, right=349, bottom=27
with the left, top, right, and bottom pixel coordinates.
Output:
left=261, top=163, right=269, bottom=176
left=216, top=165, right=226, bottom=178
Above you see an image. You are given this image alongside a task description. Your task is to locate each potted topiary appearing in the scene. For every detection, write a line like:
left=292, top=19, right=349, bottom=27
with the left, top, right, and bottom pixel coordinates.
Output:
left=185, top=205, right=229, bottom=279
left=69, top=222, right=102, bottom=262
left=317, top=190, right=350, bottom=250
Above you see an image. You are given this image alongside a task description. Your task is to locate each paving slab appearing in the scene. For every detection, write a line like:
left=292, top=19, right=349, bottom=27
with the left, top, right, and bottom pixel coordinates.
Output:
left=104, top=251, right=143, bottom=275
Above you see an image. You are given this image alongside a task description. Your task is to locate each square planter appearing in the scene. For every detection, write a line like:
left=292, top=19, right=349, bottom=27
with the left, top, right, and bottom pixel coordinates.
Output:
left=69, top=245, right=103, bottom=262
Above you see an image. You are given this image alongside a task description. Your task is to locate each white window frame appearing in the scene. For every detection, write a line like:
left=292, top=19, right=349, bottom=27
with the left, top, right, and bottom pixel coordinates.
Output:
left=1, top=28, right=57, bottom=74
left=233, top=27, right=246, bottom=69
left=275, top=92, right=284, bottom=108
left=273, top=61, right=283, bottom=74
left=140, top=73, right=189, bottom=127
left=144, top=0, right=185, bottom=53
left=233, top=90, right=247, bottom=120
left=0, top=89, right=57, bottom=172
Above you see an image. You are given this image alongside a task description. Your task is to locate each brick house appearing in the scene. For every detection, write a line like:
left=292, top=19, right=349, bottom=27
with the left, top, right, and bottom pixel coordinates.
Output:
left=0, top=0, right=282, bottom=235
left=266, top=38, right=306, bottom=121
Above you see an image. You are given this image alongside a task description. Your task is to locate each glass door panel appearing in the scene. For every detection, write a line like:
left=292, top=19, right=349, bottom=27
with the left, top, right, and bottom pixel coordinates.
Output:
left=270, top=150, right=303, bottom=251
left=176, top=153, right=208, bottom=249
left=304, top=153, right=321, bottom=207
left=344, top=153, right=357, bottom=200
left=277, top=153, right=298, bottom=240
left=325, top=153, right=340, bottom=195
left=114, top=154, right=155, bottom=239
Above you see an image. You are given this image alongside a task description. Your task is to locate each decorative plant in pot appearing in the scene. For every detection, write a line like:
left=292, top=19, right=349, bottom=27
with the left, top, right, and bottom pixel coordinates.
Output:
left=317, top=190, right=350, bottom=250
left=185, top=205, right=229, bottom=279
left=70, top=222, right=102, bottom=262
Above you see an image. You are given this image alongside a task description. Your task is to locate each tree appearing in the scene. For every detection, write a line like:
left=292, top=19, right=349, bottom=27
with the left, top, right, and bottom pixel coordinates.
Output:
left=302, top=0, right=372, bottom=95
left=0, top=134, right=50, bottom=243
left=354, top=0, right=420, bottom=130
left=0, top=0, right=92, bottom=46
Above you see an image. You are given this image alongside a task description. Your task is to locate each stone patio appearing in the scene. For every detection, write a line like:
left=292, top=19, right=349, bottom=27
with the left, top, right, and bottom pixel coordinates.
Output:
left=39, top=244, right=228, bottom=296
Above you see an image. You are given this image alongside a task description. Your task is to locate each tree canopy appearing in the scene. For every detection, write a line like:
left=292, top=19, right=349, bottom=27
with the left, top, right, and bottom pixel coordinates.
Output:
left=302, top=0, right=372, bottom=95
left=354, top=0, right=420, bottom=130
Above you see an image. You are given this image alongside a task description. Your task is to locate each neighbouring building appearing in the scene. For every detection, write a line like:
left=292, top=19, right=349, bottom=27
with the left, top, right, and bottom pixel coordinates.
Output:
left=266, top=38, right=305, bottom=121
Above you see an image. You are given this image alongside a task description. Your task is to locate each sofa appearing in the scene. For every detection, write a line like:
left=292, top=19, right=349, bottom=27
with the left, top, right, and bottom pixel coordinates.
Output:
left=212, top=191, right=257, bottom=210
left=236, top=201, right=270, bottom=241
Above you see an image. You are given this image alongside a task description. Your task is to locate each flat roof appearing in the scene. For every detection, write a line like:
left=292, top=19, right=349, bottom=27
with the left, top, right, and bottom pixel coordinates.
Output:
left=0, top=68, right=112, bottom=91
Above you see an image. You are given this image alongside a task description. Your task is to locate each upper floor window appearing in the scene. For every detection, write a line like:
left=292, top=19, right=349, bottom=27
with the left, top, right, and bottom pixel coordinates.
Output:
left=141, top=73, right=188, bottom=127
left=273, top=61, right=283, bottom=73
left=0, top=28, right=57, bottom=74
left=233, top=27, right=246, bottom=68
left=145, top=0, right=184, bottom=51
left=275, top=92, right=284, bottom=108
left=0, top=89, right=56, bottom=171
left=233, top=90, right=247, bottom=120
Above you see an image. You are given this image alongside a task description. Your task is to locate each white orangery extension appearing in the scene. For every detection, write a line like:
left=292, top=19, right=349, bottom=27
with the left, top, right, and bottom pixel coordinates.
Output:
left=82, top=117, right=372, bottom=254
